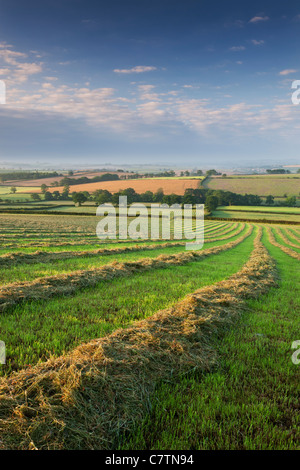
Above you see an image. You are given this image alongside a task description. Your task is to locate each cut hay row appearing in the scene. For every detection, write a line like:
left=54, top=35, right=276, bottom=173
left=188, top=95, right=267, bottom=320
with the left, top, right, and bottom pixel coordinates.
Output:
left=0, top=224, right=241, bottom=267
left=0, top=226, right=277, bottom=450
left=0, top=225, right=253, bottom=311
left=277, top=227, right=300, bottom=249
left=266, top=226, right=300, bottom=260
left=205, top=223, right=245, bottom=243
left=0, top=241, right=190, bottom=267
left=0, top=221, right=225, bottom=240
left=0, top=222, right=235, bottom=250
left=205, top=222, right=239, bottom=239
left=284, top=228, right=300, bottom=246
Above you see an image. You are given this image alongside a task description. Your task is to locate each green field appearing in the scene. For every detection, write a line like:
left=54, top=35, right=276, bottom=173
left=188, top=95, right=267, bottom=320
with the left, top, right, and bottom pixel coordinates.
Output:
left=203, top=175, right=300, bottom=197
left=213, top=207, right=300, bottom=223
left=0, top=186, right=36, bottom=201
left=0, top=212, right=299, bottom=450
left=218, top=205, right=300, bottom=214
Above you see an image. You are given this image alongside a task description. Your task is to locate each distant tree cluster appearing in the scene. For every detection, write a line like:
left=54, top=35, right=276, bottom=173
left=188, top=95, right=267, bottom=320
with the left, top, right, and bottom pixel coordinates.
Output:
left=266, top=169, right=290, bottom=174
left=0, top=171, right=61, bottom=182
left=55, top=173, right=120, bottom=187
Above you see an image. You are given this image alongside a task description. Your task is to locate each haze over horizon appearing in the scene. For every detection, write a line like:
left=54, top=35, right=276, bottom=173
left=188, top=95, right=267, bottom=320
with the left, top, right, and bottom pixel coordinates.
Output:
left=0, top=0, right=300, bottom=167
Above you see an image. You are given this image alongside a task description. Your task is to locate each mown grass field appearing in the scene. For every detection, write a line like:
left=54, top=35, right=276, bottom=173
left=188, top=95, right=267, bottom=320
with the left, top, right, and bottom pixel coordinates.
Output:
left=0, top=212, right=299, bottom=450
left=203, top=175, right=300, bottom=197
left=0, top=187, right=35, bottom=201
left=212, top=207, right=300, bottom=223
left=218, top=205, right=300, bottom=214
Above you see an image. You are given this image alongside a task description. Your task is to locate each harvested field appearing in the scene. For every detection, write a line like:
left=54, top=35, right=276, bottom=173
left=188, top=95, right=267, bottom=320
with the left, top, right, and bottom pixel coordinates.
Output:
left=266, top=226, right=300, bottom=260
left=0, top=211, right=299, bottom=450
left=0, top=228, right=278, bottom=450
left=0, top=225, right=252, bottom=310
left=25, top=178, right=201, bottom=195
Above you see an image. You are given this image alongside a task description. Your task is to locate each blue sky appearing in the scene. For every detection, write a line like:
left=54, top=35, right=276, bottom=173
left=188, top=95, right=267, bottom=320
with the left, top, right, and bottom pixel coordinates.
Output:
left=0, top=0, right=300, bottom=168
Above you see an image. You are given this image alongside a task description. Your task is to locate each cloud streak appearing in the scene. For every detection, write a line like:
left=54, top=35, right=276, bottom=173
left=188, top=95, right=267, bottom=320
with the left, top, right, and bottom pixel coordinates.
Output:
left=113, top=65, right=157, bottom=74
left=249, top=16, right=270, bottom=23
left=279, top=69, right=297, bottom=76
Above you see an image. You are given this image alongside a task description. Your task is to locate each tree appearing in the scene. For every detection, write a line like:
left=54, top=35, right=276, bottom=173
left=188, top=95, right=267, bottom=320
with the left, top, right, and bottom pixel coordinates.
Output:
left=153, top=188, right=164, bottom=203
left=30, top=193, right=41, bottom=201
left=140, top=191, right=154, bottom=203
left=285, top=196, right=297, bottom=207
left=72, top=192, right=88, bottom=206
left=41, top=184, right=48, bottom=194
left=53, top=191, right=61, bottom=200
left=62, top=184, right=70, bottom=200
left=266, top=195, right=274, bottom=205
left=44, top=191, right=54, bottom=201
left=68, top=170, right=74, bottom=176
left=10, top=186, right=17, bottom=194
left=93, top=189, right=112, bottom=205
left=205, top=195, right=218, bottom=212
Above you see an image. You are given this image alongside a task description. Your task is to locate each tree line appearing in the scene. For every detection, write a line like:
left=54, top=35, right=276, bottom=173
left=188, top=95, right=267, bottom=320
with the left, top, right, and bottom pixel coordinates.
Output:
left=29, top=187, right=298, bottom=210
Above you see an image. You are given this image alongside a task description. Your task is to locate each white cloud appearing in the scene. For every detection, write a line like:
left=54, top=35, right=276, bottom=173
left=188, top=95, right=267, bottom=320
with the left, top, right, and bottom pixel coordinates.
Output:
left=14, top=63, right=43, bottom=82
left=229, top=46, right=245, bottom=51
left=249, top=16, right=270, bottom=23
left=113, top=65, right=157, bottom=74
left=2, top=44, right=299, bottom=140
left=251, top=39, right=265, bottom=46
left=279, top=69, right=297, bottom=76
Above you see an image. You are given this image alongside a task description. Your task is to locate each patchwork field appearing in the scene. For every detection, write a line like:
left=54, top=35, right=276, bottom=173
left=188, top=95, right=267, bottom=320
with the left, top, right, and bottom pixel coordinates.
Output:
left=0, top=212, right=299, bottom=450
left=203, top=175, right=300, bottom=197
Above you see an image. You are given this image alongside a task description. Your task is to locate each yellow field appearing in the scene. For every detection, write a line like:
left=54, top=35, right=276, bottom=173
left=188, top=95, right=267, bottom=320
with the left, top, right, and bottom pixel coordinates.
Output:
left=26, top=178, right=201, bottom=195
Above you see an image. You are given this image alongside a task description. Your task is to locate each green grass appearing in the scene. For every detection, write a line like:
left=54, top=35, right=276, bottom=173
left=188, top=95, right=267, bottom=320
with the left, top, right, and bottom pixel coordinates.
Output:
left=204, top=175, right=300, bottom=197
left=0, top=231, right=255, bottom=376
left=0, top=187, right=36, bottom=202
left=212, top=209, right=300, bottom=223
left=272, top=227, right=300, bottom=253
left=0, top=225, right=247, bottom=285
left=119, top=227, right=300, bottom=450
left=218, top=205, right=300, bottom=214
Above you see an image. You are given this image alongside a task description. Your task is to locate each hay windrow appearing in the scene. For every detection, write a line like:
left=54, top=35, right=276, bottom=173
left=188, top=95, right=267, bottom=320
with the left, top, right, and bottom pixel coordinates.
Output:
left=277, top=227, right=300, bottom=249
left=0, top=226, right=277, bottom=450
left=266, top=226, right=300, bottom=260
left=0, top=224, right=243, bottom=267
left=205, top=221, right=239, bottom=238
left=0, top=225, right=253, bottom=311
left=285, top=228, right=300, bottom=245
left=205, top=223, right=245, bottom=243
left=0, top=241, right=188, bottom=267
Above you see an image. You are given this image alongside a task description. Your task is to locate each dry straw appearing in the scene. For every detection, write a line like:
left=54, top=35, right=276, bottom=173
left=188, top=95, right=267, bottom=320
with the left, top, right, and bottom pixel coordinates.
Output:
left=285, top=228, right=300, bottom=245
left=0, top=226, right=277, bottom=450
left=267, top=226, right=300, bottom=260
left=277, top=227, right=300, bottom=249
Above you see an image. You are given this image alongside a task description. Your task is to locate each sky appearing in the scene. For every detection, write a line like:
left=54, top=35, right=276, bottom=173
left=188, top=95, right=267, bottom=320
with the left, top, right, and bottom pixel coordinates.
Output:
left=0, top=0, right=300, bottom=168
